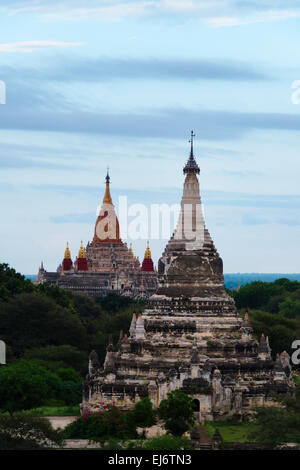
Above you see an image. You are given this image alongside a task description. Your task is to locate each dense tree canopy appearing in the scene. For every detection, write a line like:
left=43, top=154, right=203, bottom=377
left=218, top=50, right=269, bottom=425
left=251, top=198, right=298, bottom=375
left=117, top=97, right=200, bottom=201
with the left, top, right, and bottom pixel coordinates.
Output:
left=232, top=278, right=300, bottom=360
left=0, top=262, right=144, bottom=410
left=251, top=384, right=300, bottom=446
left=0, top=415, right=64, bottom=450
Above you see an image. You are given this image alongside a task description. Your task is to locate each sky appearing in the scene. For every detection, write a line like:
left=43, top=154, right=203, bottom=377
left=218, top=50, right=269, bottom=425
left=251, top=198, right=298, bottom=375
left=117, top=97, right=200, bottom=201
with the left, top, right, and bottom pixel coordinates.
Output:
left=0, top=0, right=300, bottom=274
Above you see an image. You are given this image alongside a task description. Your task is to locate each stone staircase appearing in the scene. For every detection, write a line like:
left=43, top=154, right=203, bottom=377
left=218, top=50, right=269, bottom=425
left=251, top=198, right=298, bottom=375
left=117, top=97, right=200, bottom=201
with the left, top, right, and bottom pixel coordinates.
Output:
left=191, top=425, right=213, bottom=450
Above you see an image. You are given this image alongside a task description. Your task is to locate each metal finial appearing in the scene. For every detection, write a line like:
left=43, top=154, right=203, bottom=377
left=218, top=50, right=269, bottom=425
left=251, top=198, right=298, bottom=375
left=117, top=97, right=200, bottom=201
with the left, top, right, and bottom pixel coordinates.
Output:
left=183, top=130, right=200, bottom=174
left=106, top=166, right=110, bottom=184
left=189, top=130, right=195, bottom=158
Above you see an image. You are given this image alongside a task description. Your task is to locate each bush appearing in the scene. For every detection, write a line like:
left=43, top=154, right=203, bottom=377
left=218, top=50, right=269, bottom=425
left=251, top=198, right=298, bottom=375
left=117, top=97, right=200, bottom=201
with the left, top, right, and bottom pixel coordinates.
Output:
left=64, top=404, right=137, bottom=440
left=0, top=360, right=60, bottom=414
left=0, top=414, right=63, bottom=450
left=158, top=390, right=195, bottom=436
left=132, top=397, right=156, bottom=428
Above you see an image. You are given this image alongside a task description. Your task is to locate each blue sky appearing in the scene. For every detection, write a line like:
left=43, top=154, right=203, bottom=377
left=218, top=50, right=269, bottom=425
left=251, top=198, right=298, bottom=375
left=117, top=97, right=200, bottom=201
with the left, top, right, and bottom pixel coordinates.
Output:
left=0, top=0, right=300, bottom=274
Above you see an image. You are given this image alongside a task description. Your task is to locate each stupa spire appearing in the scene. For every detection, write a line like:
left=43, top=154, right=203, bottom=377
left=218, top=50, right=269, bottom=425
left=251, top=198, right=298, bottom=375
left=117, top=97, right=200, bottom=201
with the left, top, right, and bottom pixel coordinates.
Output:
left=141, top=241, right=154, bottom=272
left=144, top=241, right=151, bottom=259
left=62, top=242, right=73, bottom=271
left=64, top=241, right=71, bottom=259
left=78, top=240, right=86, bottom=258
left=103, top=167, right=112, bottom=204
left=93, top=169, right=122, bottom=244
left=76, top=241, right=88, bottom=271
left=129, top=243, right=134, bottom=257
left=183, top=130, right=200, bottom=175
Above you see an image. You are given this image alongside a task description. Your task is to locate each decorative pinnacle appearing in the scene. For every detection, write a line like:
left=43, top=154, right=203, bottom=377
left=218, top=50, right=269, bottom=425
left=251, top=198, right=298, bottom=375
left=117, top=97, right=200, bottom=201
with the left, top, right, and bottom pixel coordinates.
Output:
left=183, top=130, right=200, bottom=175
left=106, top=167, right=110, bottom=184
left=189, top=130, right=195, bottom=158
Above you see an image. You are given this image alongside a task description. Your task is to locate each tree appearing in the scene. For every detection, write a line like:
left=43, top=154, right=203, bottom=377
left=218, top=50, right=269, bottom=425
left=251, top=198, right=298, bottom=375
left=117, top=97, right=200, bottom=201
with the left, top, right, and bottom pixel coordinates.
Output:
left=23, top=345, right=88, bottom=377
left=64, top=404, right=137, bottom=440
left=157, top=390, right=195, bottom=436
left=279, top=298, right=300, bottom=319
left=251, top=384, right=300, bottom=446
left=233, top=281, right=285, bottom=309
left=0, top=263, right=34, bottom=301
left=0, top=292, right=88, bottom=356
left=0, top=360, right=59, bottom=414
left=132, top=397, right=156, bottom=429
left=252, top=407, right=300, bottom=446
left=0, top=415, right=63, bottom=450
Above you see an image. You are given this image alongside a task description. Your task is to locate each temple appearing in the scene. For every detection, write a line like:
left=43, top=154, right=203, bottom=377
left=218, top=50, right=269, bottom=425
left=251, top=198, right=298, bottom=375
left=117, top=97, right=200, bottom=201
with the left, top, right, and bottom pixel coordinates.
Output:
left=82, top=132, right=293, bottom=421
left=35, top=170, right=157, bottom=298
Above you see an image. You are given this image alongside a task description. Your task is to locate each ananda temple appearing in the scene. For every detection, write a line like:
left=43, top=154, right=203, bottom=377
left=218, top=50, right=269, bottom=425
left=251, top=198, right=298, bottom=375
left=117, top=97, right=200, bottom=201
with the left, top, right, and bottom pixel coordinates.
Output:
left=35, top=172, right=157, bottom=298
left=82, top=133, right=293, bottom=421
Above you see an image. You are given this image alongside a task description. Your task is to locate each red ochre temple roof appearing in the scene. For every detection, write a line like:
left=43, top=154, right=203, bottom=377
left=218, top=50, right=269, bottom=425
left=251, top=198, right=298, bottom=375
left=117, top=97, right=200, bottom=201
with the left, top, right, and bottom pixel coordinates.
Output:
left=141, top=241, right=154, bottom=272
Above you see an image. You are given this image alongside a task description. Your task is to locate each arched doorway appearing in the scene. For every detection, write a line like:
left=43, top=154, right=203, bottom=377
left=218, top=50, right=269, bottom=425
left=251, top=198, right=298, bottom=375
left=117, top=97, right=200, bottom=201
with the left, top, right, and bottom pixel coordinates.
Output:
left=192, top=399, right=200, bottom=412
left=192, top=398, right=200, bottom=422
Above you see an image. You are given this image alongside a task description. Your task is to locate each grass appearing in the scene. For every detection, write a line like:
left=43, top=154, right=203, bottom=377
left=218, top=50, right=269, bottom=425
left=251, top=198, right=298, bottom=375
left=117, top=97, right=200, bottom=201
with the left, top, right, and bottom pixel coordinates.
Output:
left=18, top=405, right=80, bottom=417
left=205, top=420, right=258, bottom=443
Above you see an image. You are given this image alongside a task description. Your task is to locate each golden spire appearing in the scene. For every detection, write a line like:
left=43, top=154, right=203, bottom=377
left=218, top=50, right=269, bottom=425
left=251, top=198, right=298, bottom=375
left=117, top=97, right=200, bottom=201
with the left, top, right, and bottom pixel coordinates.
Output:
left=129, top=243, right=134, bottom=257
left=78, top=240, right=86, bottom=259
left=144, top=241, right=151, bottom=259
left=103, top=168, right=112, bottom=204
left=64, top=242, right=71, bottom=259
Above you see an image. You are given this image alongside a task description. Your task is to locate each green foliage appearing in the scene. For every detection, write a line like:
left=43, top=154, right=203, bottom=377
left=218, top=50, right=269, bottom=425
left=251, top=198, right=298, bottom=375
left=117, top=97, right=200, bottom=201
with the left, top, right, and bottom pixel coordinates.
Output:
left=158, top=390, right=195, bottom=436
left=279, top=298, right=300, bottom=319
left=64, top=404, right=137, bottom=440
left=0, top=414, right=64, bottom=450
left=249, top=310, right=300, bottom=358
left=0, top=292, right=88, bottom=356
left=125, top=434, right=193, bottom=450
left=23, top=345, right=88, bottom=377
left=251, top=384, right=300, bottom=446
left=96, top=292, right=133, bottom=313
left=36, top=283, right=74, bottom=309
left=0, top=263, right=144, bottom=370
left=205, top=420, right=257, bottom=443
left=230, top=278, right=300, bottom=361
left=233, top=280, right=286, bottom=309
left=251, top=407, right=300, bottom=446
left=0, top=264, right=34, bottom=301
left=0, top=359, right=82, bottom=413
left=0, top=360, right=60, bottom=414
left=20, top=405, right=80, bottom=417
left=132, top=397, right=156, bottom=428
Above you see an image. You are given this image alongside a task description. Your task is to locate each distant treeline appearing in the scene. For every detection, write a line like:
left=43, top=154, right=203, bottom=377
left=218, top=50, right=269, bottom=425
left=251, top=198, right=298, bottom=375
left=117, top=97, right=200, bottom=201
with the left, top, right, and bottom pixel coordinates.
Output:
left=26, top=273, right=300, bottom=291
left=225, top=273, right=300, bottom=290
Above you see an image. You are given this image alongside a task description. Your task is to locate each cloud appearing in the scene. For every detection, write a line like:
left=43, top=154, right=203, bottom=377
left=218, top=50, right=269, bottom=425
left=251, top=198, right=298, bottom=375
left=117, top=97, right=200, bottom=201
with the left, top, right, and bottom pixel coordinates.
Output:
left=0, top=41, right=83, bottom=53
left=47, top=57, right=268, bottom=82
left=205, top=191, right=300, bottom=209
left=0, top=57, right=268, bottom=84
left=206, top=9, right=300, bottom=27
left=1, top=0, right=300, bottom=26
left=0, top=107, right=300, bottom=141
left=0, top=142, right=87, bottom=169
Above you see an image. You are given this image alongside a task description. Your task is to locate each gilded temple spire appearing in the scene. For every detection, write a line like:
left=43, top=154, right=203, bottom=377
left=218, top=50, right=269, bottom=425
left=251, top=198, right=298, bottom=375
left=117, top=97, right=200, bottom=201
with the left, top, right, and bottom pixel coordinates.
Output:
left=103, top=167, right=112, bottom=204
left=78, top=240, right=86, bottom=259
left=64, top=241, right=71, bottom=259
